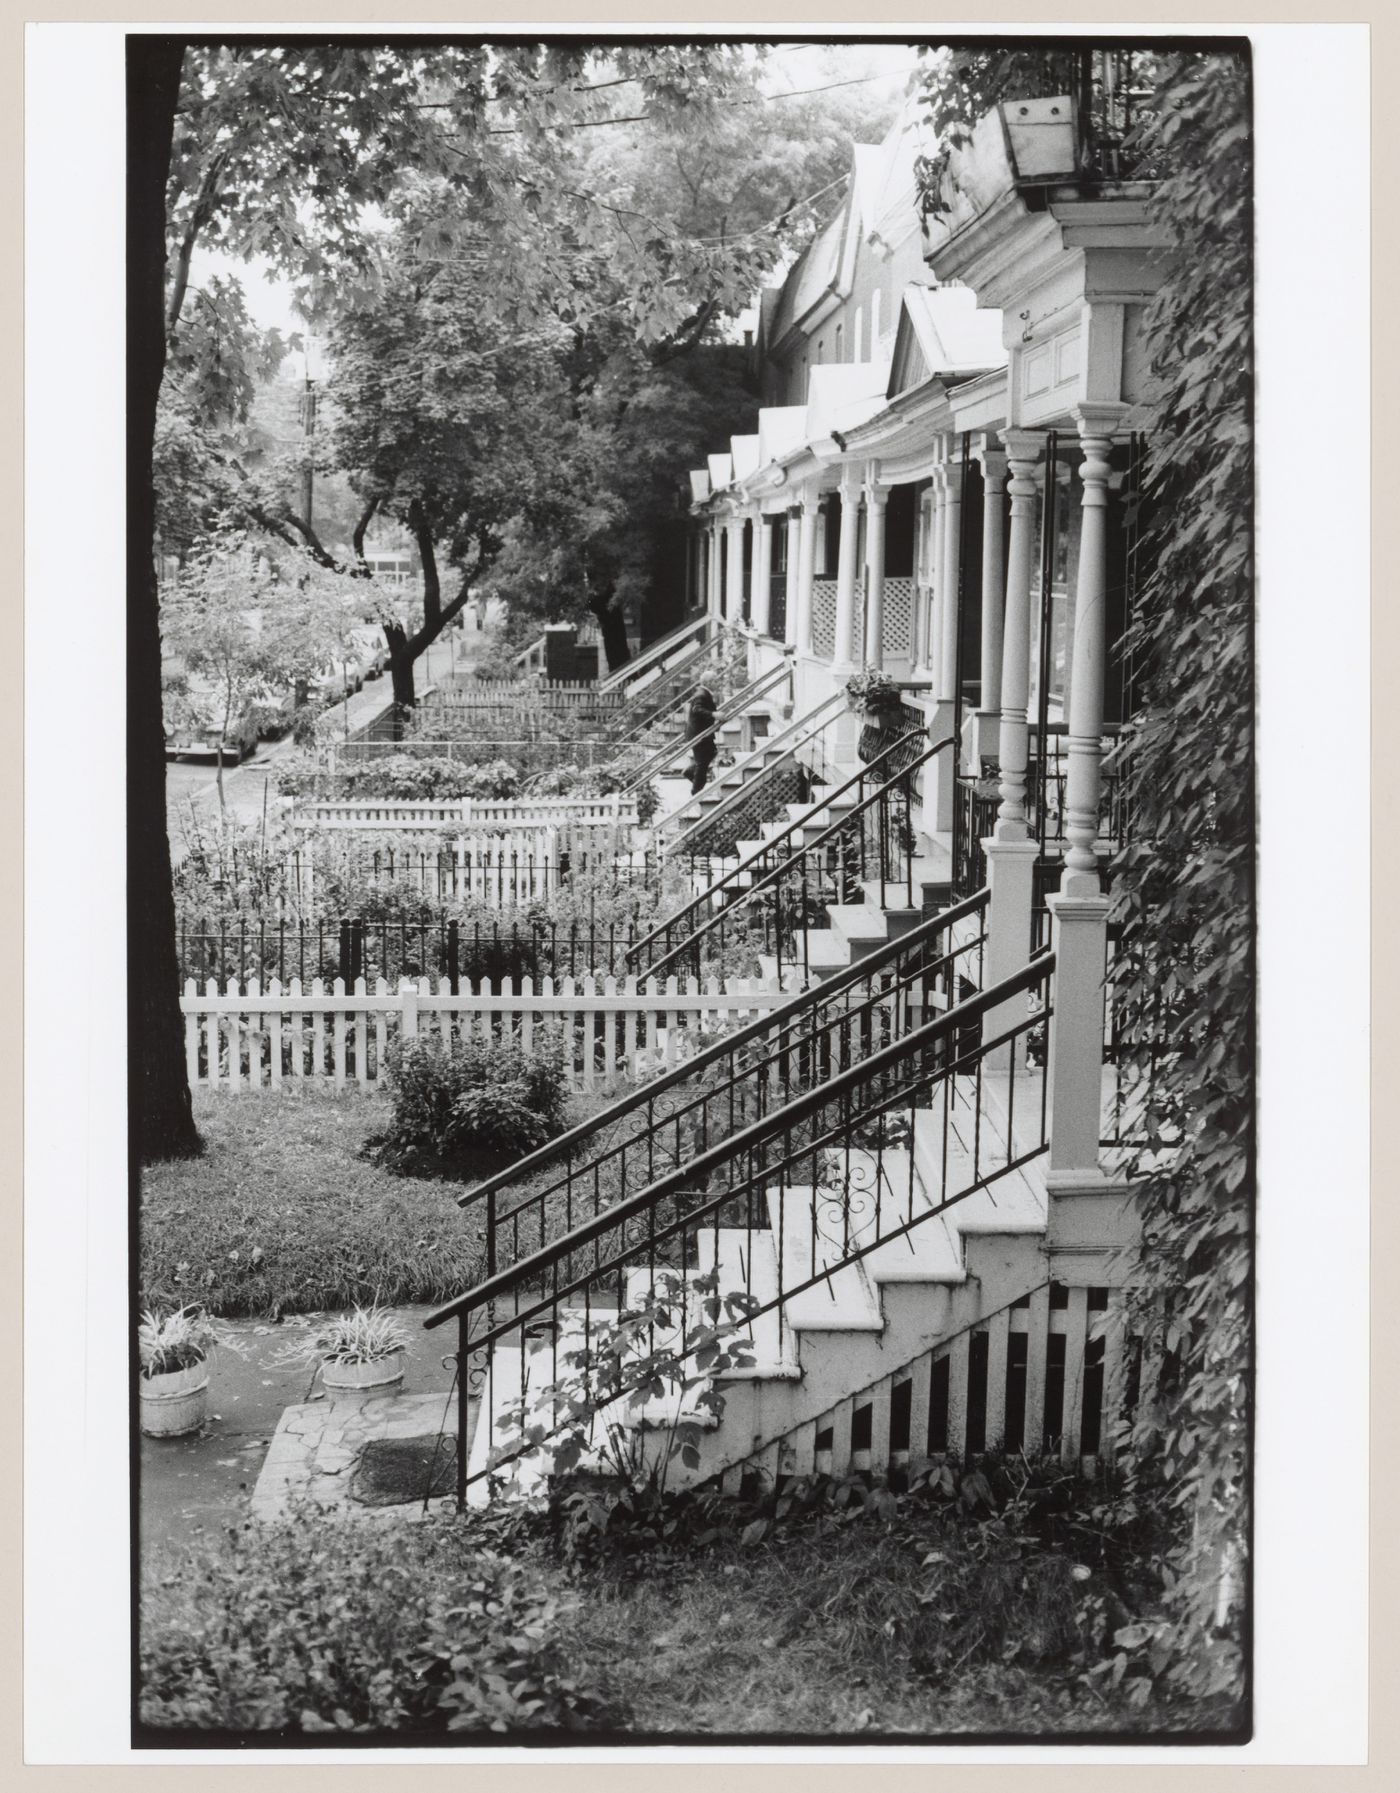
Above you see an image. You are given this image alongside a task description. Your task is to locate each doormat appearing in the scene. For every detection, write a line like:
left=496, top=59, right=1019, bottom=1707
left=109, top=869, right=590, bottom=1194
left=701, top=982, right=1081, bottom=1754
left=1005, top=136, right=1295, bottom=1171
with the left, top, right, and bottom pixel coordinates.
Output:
left=349, top=1434, right=458, bottom=1507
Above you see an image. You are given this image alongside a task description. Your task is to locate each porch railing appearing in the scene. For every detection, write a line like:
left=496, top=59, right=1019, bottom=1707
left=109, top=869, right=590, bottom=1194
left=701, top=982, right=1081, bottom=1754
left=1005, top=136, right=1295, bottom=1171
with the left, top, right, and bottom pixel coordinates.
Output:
left=635, top=731, right=952, bottom=985
left=423, top=949, right=1053, bottom=1506
left=451, top=885, right=990, bottom=1279
left=662, top=687, right=848, bottom=853
left=596, top=613, right=713, bottom=696
left=618, top=658, right=792, bottom=797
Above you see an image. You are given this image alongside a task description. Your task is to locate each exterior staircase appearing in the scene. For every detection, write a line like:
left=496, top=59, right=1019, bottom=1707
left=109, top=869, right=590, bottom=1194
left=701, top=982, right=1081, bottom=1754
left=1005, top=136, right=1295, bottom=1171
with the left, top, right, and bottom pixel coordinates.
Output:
left=418, top=944, right=1133, bottom=1511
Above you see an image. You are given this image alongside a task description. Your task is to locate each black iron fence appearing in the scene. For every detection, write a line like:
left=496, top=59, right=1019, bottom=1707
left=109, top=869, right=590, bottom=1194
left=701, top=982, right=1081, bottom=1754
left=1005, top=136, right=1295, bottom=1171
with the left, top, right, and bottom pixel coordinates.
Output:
left=177, top=914, right=659, bottom=990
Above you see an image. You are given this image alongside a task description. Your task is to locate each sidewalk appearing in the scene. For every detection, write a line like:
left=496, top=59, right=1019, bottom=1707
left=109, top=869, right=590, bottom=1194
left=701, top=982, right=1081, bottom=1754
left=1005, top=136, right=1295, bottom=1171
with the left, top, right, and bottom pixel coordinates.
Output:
left=139, top=1305, right=459, bottom=1560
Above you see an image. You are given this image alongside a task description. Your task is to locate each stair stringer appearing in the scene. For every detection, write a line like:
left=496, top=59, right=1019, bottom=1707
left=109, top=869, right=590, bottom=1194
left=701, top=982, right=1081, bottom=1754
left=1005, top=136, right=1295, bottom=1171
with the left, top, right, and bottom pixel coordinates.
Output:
left=663, top=1228, right=1049, bottom=1493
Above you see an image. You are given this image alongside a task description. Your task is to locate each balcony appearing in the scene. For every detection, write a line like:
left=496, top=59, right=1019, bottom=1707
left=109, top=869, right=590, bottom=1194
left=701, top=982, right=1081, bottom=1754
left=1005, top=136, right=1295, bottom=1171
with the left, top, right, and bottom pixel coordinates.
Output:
left=924, top=50, right=1163, bottom=238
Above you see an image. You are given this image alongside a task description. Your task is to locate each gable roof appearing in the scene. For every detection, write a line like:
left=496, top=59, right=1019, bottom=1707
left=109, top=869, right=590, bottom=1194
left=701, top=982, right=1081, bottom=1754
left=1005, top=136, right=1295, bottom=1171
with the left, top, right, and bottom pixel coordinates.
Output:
left=805, top=360, right=893, bottom=444
left=886, top=285, right=1007, bottom=400
left=729, top=434, right=762, bottom=483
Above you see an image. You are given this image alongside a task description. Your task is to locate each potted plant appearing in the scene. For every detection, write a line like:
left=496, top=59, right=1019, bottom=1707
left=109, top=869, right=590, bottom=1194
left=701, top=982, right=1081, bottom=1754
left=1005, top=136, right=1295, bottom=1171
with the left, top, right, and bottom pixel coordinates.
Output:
left=138, top=1306, right=235, bottom=1439
left=845, top=667, right=912, bottom=767
left=278, top=1305, right=412, bottom=1399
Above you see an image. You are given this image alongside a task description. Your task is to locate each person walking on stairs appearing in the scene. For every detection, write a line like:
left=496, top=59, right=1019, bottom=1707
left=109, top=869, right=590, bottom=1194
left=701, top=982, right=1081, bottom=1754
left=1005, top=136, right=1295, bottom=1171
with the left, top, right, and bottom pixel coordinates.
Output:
left=684, top=686, right=719, bottom=795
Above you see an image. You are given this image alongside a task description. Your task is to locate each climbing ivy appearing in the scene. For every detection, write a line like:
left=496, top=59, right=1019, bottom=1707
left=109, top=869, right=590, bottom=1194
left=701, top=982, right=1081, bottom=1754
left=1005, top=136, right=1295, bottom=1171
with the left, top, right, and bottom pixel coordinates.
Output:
left=1108, top=51, right=1254, bottom=1711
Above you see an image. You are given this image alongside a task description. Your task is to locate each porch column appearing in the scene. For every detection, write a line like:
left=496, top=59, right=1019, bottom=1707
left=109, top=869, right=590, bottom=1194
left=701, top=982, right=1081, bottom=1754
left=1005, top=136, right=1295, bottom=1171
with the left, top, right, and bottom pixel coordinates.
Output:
left=784, top=509, right=801, bottom=650
left=753, top=513, right=774, bottom=638
left=927, top=449, right=963, bottom=834
left=996, top=431, right=1045, bottom=839
left=863, top=473, right=888, bottom=668
left=925, top=470, right=947, bottom=693
left=794, top=488, right=820, bottom=657
left=974, top=444, right=1008, bottom=767
left=1043, top=404, right=1125, bottom=1193
left=832, top=463, right=862, bottom=672
left=1061, top=405, right=1127, bottom=894
left=913, top=488, right=935, bottom=677
left=724, top=512, right=744, bottom=626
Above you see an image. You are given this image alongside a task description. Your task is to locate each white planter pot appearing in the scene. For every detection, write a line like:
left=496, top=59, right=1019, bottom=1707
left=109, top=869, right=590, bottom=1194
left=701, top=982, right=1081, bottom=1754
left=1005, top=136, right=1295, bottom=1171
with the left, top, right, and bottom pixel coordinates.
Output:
left=320, top=1350, right=405, bottom=1399
left=139, top=1357, right=210, bottom=1438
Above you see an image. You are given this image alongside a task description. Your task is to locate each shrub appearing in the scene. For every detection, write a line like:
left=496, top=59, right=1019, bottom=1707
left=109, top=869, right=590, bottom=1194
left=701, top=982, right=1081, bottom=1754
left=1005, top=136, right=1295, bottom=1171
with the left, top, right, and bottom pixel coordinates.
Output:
left=373, top=1032, right=571, bottom=1179
left=140, top=1513, right=622, bottom=1735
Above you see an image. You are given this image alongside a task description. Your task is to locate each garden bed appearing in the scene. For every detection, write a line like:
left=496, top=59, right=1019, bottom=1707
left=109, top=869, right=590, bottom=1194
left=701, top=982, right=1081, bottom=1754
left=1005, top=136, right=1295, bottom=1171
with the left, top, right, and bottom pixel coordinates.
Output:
left=137, top=1465, right=1238, bottom=1741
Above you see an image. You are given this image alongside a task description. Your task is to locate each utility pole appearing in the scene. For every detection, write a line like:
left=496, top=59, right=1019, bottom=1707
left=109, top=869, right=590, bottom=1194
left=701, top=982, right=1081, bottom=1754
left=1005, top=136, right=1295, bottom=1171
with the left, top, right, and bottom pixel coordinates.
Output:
left=300, top=334, right=318, bottom=530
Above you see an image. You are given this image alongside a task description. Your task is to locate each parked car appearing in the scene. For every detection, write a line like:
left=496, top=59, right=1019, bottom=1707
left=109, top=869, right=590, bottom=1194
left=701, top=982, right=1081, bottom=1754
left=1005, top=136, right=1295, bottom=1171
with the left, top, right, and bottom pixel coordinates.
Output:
left=162, top=675, right=262, bottom=763
left=350, top=624, right=389, bottom=678
left=311, top=655, right=363, bottom=703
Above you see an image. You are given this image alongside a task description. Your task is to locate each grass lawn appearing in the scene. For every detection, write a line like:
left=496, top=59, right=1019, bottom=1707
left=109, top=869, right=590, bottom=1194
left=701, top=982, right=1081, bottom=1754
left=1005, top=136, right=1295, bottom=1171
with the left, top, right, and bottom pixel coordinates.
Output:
left=140, top=1086, right=486, bottom=1318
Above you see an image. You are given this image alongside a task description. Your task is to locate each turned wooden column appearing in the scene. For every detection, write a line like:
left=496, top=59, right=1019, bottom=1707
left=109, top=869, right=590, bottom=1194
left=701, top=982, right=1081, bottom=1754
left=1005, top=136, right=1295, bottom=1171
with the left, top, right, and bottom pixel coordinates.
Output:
left=1060, top=404, right=1126, bottom=894
left=794, top=488, right=819, bottom=657
left=724, top=512, right=744, bottom=627
left=863, top=475, right=888, bottom=669
left=753, top=513, right=774, bottom=638
left=996, top=431, right=1045, bottom=839
left=784, top=509, right=800, bottom=649
left=974, top=444, right=1008, bottom=767
left=832, top=463, right=862, bottom=671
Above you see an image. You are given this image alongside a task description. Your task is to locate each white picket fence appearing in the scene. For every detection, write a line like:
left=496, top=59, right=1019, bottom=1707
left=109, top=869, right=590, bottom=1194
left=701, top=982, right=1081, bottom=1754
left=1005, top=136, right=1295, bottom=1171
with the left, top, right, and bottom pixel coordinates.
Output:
left=284, top=830, right=563, bottom=907
left=292, top=794, right=638, bottom=832
left=181, top=973, right=786, bottom=1094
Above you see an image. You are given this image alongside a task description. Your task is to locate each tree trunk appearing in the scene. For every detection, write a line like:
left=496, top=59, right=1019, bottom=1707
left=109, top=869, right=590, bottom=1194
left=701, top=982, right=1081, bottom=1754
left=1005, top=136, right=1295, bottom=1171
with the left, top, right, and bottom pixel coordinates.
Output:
left=384, top=621, right=415, bottom=743
left=590, top=592, right=632, bottom=674
left=129, top=40, right=202, bottom=1161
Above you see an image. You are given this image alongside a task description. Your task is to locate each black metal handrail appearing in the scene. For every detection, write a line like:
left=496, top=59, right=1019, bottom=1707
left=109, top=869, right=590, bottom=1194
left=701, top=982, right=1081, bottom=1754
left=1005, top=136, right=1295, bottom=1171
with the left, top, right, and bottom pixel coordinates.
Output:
left=449, top=885, right=992, bottom=1253
left=451, top=886, right=991, bottom=1211
left=634, top=731, right=953, bottom=984
left=425, top=951, right=1054, bottom=1505
left=662, top=687, right=847, bottom=849
left=618, top=658, right=792, bottom=796
left=596, top=612, right=715, bottom=695
left=608, top=629, right=745, bottom=746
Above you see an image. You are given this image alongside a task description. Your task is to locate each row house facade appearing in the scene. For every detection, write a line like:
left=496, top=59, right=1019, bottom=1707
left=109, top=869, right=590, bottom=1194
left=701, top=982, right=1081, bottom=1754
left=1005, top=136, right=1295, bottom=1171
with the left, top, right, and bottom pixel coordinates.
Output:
left=679, top=78, right=1167, bottom=1319
left=424, top=61, right=1235, bottom=1549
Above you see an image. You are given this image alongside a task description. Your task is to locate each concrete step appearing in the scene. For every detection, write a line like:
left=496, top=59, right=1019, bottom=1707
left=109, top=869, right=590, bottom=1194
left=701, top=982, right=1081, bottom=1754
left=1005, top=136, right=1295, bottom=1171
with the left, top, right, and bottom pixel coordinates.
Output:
left=910, top=1099, right=1047, bottom=1236
left=764, top=1185, right=885, bottom=1334
left=825, top=903, right=894, bottom=957
left=830, top=1148, right=968, bottom=1287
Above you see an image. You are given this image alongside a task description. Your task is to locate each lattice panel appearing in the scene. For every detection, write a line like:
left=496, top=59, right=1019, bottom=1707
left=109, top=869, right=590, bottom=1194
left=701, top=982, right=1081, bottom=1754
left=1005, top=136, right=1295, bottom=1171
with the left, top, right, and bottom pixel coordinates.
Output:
left=810, top=578, right=837, bottom=660
left=881, top=576, right=914, bottom=657
left=682, top=759, right=810, bottom=862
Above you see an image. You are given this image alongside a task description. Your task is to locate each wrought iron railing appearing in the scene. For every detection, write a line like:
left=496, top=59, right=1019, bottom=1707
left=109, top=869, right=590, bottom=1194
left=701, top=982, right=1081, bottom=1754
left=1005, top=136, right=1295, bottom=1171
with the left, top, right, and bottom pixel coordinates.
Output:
left=635, top=732, right=952, bottom=985
left=618, top=659, right=792, bottom=797
left=607, top=627, right=747, bottom=747
left=451, top=885, right=990, bottom=1278
left=423, top=950, right=1053, bottom=1506
left=952, top=776, right=1001, bottom=902
left=661, top=688, right=848, bottom=852
left=596, top=612, right=713, bottom=695
left=1070, top=47, right=1164, bottom=183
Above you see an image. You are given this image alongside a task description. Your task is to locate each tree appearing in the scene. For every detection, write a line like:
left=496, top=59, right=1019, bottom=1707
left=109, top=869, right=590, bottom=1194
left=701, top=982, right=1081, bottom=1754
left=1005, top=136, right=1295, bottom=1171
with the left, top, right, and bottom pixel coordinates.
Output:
left=160, top=529, right=354, bottom=809
left=131, top=39, right=785, bottom=1158
left=325, top=238, right=574, bottom=709
left=483, top=334, right=758, bottom=667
